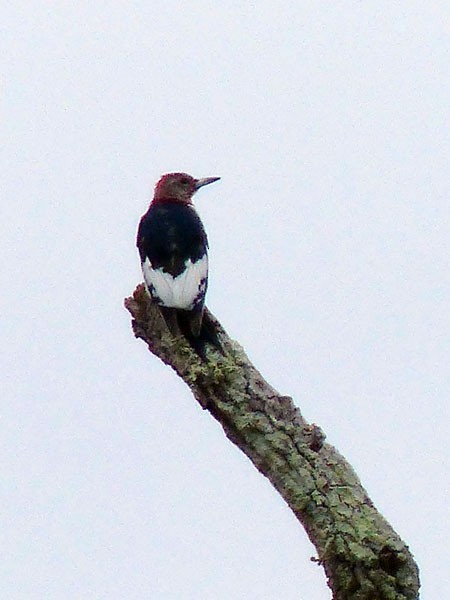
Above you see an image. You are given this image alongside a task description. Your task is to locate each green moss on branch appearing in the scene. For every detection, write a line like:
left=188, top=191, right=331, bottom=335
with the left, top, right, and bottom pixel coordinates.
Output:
left=125, top=284, right=420, bottom=600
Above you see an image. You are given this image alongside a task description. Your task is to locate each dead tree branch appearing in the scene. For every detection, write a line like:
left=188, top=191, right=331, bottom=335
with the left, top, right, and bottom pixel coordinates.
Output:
left=125, top=284, right=420, bottom=600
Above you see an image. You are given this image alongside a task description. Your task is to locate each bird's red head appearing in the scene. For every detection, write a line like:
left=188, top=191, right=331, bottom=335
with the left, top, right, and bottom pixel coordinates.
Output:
left=153, top=172, right=220, bottom=204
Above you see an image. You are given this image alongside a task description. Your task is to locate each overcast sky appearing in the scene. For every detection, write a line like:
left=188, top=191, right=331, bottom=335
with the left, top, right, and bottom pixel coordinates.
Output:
left=3, top=2, right=449, bottom=599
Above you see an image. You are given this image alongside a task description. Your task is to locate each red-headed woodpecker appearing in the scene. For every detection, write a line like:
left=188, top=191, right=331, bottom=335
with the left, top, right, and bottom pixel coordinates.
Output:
left=137, top=172, right=220, bottom=338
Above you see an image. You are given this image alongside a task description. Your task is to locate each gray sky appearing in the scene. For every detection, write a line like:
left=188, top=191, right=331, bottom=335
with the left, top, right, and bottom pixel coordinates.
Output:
left=3, top=2, right=449, bottom=599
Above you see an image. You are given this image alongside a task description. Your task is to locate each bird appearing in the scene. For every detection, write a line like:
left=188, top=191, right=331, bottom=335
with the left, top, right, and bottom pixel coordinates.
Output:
left=137, top=172, right=220, bottom=340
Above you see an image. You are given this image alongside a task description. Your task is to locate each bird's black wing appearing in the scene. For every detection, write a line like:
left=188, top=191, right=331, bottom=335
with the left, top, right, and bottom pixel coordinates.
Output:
left=137, top=202, right=208, bottom=278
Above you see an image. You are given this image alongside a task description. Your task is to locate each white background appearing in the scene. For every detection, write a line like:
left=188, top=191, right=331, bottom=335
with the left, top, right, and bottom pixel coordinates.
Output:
left=3, top=3, right=449, bottom=599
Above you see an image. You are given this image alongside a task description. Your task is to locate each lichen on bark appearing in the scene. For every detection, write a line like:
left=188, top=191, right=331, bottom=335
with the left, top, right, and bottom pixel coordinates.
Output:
left=125, top=284, right=420, bottom=600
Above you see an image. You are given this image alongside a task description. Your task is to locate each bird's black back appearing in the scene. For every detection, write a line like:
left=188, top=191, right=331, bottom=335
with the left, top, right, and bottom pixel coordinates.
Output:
left=137, top=201, right=208, bottom=278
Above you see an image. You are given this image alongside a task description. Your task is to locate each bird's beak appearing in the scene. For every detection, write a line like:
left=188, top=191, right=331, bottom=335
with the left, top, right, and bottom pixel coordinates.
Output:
left=195, top=176, right=221, bottom=190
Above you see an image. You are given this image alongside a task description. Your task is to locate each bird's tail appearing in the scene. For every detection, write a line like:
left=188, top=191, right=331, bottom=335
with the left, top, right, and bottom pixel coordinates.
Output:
left=178, top=308, right=222, bottom=358
left=158, top=306, right=221, bottom=357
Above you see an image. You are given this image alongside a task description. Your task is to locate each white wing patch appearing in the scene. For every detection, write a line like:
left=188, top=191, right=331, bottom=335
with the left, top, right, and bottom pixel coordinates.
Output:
left=142, top=255, right=208, bottom=310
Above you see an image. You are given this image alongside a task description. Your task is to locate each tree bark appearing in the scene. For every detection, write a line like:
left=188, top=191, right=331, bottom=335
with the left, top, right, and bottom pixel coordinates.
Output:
left=125, top=284, right=420, bottom=600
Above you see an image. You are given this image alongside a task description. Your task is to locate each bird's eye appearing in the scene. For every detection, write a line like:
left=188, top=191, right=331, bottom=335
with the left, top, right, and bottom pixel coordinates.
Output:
left=180, top=178, right=190, bottom=185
